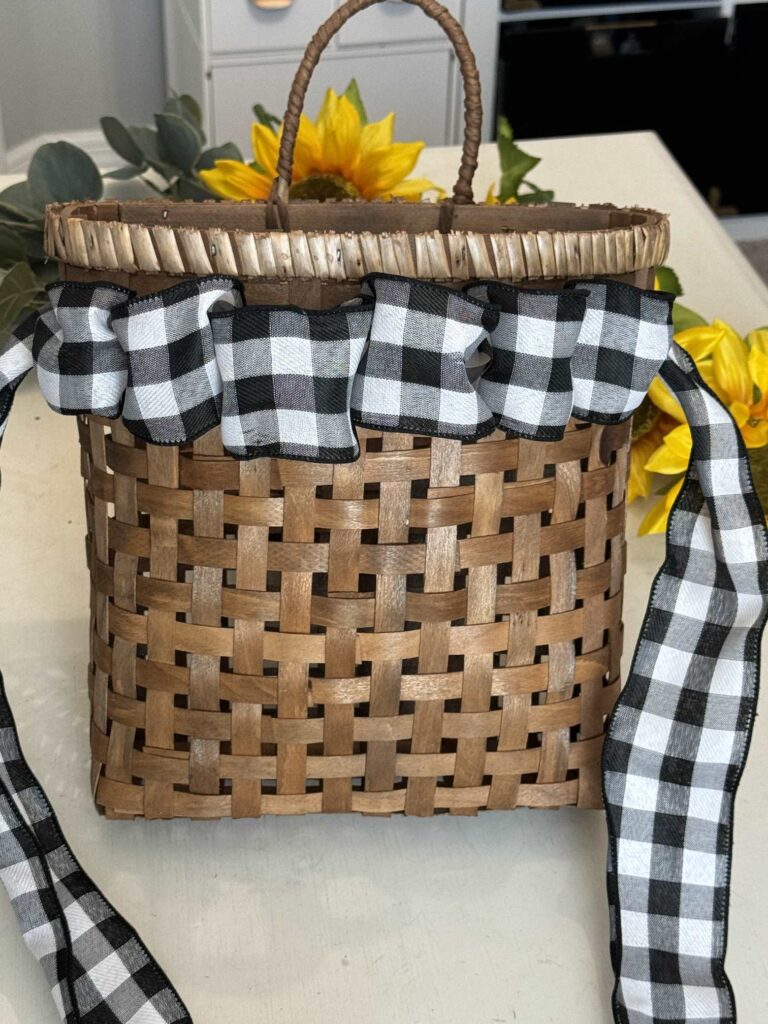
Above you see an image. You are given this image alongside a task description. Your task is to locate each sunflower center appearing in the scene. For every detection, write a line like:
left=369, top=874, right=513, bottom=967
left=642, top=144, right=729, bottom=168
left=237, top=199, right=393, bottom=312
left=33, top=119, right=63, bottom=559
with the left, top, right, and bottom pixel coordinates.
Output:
left=289, top=174, right=360, bottom=201
left=630, top=396, right=660, bottom=441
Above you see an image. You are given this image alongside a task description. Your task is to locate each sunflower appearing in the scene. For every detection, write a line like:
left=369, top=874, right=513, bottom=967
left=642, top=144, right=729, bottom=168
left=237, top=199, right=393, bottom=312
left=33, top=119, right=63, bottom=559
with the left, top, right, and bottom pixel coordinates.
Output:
left=634, top=321, right=768, bottom=534
left=199, top=87, right=440, bottom=202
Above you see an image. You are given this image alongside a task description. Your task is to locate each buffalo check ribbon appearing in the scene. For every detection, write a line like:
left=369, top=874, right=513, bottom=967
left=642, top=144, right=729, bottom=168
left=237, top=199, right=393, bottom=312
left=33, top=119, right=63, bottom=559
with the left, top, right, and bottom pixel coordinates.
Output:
left=0, top=274, right=766, bottom=1024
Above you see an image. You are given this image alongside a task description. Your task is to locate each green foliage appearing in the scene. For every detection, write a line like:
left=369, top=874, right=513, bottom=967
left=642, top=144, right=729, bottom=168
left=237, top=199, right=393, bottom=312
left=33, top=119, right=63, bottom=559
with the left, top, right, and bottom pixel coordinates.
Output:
left=656, top=265, right=684, bottom=297
left=28, top=142, right=103, bottom=206
left=102, top=94, right=242, bottom=198
left=0, top=94, right=245, bottom=326
left=495, top=117, right=553, bottom=204
left=672, top=302, right=708, bottom=333
left=0, top=262, right=47, bottom=343
left=252, top=104, right=281, bottom=134
left=343, top=79, right=367, bottom=125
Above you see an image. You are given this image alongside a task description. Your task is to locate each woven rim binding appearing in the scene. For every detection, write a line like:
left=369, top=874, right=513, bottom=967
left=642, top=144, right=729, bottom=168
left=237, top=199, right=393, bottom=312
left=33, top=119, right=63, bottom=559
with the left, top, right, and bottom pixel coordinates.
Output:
left=44, top=201, right=670, bottom=282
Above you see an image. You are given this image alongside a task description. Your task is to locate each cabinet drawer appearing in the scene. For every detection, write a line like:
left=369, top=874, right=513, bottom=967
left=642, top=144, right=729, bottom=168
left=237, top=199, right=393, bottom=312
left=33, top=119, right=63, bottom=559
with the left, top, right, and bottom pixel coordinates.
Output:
left=210, top=49, right=454, bottom=155
left=207, top=0, right=334, bottom=55
left=334, top=0, right=462, bottom=48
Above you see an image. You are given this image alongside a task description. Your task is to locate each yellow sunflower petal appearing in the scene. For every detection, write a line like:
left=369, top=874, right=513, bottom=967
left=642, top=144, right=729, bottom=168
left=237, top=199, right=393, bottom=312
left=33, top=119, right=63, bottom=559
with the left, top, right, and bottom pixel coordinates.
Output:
left=648, top=376, right=686, bottom=422
left=360, top=112, right=395, bottom=154
left=386, top=177, right=444, bottom=201
left=199, top=161, right=271, bottom=200
left=695, top=360, right=723, bottom=398
left=251, top=123, right=280, bottom=179
left=730, top=400, right=751, bottom=428
left=712, top=319, right=752, bottom=406
left=674, top=324, right=726, bottom=363
left=628, top=435, right=657, bottom=503
left=316, top=87, right=339, bottom=134
left=290, top=114, right=322, bottom=181
left=742, top=421, right=768, bottom=448
left=485, top=184, right=500, bottom=205
left=747, top=328, right=768, bottom=357
left=639, top=478, right=684, bottom=536
left=644, top=424, right=692, bottom=475
left=355, top=141, right=425, bottom=198
left=748, top=344, right=768, bottom=399
left=319, top=94, right=362, bottom=175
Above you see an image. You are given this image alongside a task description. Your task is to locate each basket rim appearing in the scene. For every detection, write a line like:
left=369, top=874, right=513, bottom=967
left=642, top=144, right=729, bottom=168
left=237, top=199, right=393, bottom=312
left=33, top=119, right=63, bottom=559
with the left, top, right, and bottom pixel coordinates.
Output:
left=44, top=199, right=670, bottom=284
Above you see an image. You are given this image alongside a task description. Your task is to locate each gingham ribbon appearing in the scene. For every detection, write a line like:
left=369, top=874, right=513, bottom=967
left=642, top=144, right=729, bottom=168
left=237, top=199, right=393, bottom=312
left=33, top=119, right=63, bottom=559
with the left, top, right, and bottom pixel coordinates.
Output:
left=0, top=274, right=766, bottom=1024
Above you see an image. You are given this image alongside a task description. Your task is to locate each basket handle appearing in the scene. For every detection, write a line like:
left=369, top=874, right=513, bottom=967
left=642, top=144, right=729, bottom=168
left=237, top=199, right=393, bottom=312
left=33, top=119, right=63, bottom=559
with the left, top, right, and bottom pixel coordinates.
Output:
left=267, top=0, right=482, bottom=214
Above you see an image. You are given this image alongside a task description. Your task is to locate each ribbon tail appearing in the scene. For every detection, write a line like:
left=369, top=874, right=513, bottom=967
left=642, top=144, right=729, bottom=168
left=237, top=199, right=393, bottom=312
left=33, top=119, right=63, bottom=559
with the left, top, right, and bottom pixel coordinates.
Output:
left=0, top=309, right=39, bottom=441
left=603, top=341, right=768, bottom=1023
left=0, top=672, right=193, bottom=1024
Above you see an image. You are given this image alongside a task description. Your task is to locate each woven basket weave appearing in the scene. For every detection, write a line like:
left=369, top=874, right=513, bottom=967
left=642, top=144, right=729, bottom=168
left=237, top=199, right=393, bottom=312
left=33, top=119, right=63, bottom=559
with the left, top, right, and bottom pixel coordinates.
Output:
left=45, top=0, right=668, bottom=819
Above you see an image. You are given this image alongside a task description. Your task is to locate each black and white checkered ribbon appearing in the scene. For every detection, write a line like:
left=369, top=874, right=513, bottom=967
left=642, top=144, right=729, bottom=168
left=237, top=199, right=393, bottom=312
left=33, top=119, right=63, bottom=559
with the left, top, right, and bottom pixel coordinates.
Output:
left=0, top=274, right=766, bottom=1024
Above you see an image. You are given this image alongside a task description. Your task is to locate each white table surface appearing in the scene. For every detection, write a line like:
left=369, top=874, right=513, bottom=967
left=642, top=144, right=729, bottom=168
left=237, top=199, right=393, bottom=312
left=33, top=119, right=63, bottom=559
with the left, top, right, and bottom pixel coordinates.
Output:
left=1, top=132, right=767, bottom=1024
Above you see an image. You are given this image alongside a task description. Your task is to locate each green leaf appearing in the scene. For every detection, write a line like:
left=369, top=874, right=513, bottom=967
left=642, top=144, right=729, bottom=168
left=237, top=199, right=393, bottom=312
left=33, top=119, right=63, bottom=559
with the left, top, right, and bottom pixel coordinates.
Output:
left=165, top=93, right=203, bottom=130
left=517, top=186, right=555, bottom=205
left=252, top=104, right=281, bottom=133
left=172, top=178, right=215, bottom=201
left=0, top=262, right=45, bottom=334
left=27, top=141, right=103, bottom=206
left=103, top=165, right=145, bottom=180
left=672, top=301, right=708, bottom=334
left=155, top=113, right=202, bottom=174
left=129, top=126, right=161, bottom=161
left=127, top=127, right=175, bottom=178
left=0, top=217, right=44, bottom=234
left=0, top=226, right=26, bottom=267
left=100, top=116, right=145, bottom=167
left=655, top=264, right=684, bottom=297
left=496, top=116, right=540, bottom=204
left=196, top=143, right=243, bottom=171
left=343, top=79, right=367, bottom=125
left=0, top=180, right=43, bottom=218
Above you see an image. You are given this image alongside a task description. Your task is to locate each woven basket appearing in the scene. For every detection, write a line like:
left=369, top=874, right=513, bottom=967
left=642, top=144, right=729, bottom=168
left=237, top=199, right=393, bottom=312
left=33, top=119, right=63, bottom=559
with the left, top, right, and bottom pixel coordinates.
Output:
left=44, top=0, right=669, bottom=819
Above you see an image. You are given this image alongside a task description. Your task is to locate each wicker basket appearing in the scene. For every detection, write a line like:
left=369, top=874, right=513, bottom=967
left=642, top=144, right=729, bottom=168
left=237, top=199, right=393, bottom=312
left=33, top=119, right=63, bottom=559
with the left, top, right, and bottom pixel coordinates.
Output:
left=44, top=0, right=669, bottom=819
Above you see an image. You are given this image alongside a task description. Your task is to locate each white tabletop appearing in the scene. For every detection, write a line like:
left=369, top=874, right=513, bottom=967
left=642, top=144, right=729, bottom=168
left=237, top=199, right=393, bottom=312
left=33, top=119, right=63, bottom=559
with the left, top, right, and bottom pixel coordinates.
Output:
left=1, top=133, right=767, bottom=1024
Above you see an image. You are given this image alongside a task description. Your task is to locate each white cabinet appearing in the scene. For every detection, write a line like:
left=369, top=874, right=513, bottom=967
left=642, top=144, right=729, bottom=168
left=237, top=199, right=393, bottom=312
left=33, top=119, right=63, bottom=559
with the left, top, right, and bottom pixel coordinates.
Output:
left=210, top=48, right=455, bottom=153
left=163, top=0, right=499, bottom=158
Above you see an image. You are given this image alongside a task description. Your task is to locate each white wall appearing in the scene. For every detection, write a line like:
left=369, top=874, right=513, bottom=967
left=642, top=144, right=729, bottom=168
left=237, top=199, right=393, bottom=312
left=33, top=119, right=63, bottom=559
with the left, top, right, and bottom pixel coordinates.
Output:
left=0, top=0, right=166, bottom=170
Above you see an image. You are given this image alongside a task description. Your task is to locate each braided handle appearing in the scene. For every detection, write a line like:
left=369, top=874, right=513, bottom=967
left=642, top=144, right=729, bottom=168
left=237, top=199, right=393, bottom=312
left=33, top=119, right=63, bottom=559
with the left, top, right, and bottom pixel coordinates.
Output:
left=268, top=0, right=482, bottom=208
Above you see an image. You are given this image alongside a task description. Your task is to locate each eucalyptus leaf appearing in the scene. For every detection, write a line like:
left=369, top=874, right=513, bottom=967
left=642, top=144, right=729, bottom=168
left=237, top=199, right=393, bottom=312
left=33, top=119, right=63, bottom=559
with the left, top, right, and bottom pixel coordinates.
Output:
left=155, top=113, right=202, bottom=174
left=129, top=126, right=162, bottom=161
left=101, top=116, right=145, bottom=166
left=0, top=180, right=43, bottom=218
left=672, top=301, right=708, bottom=334
left=343, top=79, right=367, bottom=125
left=496, top=116, right=540, bottom=204
left=196, top=143, right=243, bottom=171
left=128, top=127, right=176, bottom=177
left=0, top=226, right=26, bottom=267
left=104, top=165, right=145, bottom=180
left=252, top=104, right=281, bottom=133
left=656, top=265, right=684, bottom=297
left=0, top=262, right=45, bottom=333
left=28, top=141, right=103, bottom=205
left=0, top=203, right=37, bottom=225
left=0, top=217, right=44, bottom=234
left=165, top=93, right=203, bottom=130
left=172, top=177, right=215, bottom=201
